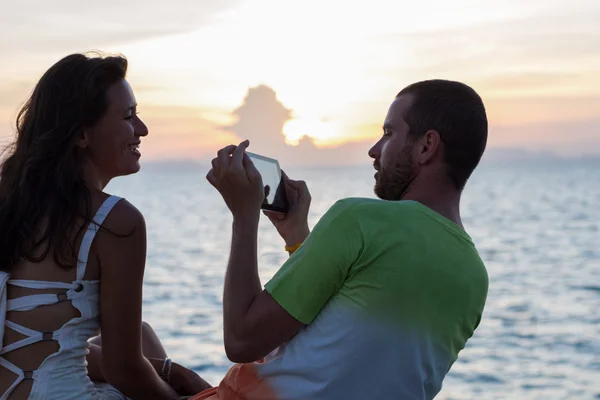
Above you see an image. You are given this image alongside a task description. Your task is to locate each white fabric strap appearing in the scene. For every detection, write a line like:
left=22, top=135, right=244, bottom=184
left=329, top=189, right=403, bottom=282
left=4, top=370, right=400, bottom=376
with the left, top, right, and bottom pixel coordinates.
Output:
left=0, top=321, right=58, bottom=356
left=0, top=271, right=10, bottom=351
left=0, top=273, right=22, bottom=400
left=8, top=280, right=74, bottom=290
left=7, top=291, right=73, bottom=312
left=0, top=356, right=26, bottom=400
left=5, top=320, right=38, bottom=337
left=76, top=196, right=122, bottom=281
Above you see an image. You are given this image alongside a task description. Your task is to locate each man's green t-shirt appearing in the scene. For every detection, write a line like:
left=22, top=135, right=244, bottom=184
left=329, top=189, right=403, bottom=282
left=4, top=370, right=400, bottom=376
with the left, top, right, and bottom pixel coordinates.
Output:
left=218, top=198, right=488, bottom=400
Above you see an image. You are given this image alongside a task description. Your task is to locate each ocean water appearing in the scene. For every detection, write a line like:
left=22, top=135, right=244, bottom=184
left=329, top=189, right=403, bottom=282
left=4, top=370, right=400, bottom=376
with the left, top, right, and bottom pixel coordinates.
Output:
left=106, top=159, right=600, bottom=399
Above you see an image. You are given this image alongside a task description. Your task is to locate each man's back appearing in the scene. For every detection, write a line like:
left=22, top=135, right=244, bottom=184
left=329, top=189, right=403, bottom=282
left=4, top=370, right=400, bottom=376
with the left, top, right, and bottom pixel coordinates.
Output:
left=205, top=198, right=488, bottom=400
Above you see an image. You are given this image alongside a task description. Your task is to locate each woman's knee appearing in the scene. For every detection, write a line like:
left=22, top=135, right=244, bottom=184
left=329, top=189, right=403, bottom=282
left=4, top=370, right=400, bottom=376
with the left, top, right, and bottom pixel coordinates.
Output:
left=140, top=321, right=168, bottom=358
left=142, top=321, right=160, bottom=337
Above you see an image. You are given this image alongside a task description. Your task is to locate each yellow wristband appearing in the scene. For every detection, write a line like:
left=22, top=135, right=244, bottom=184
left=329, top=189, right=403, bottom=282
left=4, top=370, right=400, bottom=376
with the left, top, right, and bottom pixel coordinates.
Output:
left=285, top=243, right=302, bottom=253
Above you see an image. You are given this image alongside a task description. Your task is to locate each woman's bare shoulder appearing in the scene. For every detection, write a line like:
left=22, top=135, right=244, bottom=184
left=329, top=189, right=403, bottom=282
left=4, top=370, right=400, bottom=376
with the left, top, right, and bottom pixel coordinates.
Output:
left=93, top=196, right=147, bottom=268
left=91, top=193, right=146, bottom=237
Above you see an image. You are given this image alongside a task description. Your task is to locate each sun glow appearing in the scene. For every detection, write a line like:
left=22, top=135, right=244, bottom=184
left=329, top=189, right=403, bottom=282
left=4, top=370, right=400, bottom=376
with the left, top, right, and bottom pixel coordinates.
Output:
left=283, top=118, right=343, bottom=146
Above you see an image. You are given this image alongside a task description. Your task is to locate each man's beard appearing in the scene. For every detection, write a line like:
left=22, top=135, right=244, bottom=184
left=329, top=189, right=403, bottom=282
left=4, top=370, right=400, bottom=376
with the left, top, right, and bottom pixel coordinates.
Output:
left=374, top=148, right=417, bottom=201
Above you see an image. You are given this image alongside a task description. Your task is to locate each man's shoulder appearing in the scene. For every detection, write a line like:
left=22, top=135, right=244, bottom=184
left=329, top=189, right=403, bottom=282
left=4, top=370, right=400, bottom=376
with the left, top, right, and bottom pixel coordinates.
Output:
left=327, top=198, right=418, bottom=220
left=328, top=197, right=391, bottom=214
left=319, top=198, right=376, bottom=228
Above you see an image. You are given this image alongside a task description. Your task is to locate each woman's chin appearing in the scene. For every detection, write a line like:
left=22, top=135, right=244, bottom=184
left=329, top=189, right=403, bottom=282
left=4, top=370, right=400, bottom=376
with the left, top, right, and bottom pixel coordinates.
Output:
left=128, top=162, right=141, bottom=175
left=104, top=156, right=142, bottom=179
left=118, top=161, right=141, bottom=177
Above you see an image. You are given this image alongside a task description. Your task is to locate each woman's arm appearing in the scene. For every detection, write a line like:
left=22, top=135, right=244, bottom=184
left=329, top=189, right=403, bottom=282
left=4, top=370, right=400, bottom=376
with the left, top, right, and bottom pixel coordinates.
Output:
left=88, top=343, right=213, bottom=396
left=87, top=343, right=104, bottom=382
left=95, top=200, right=178, bottom=399
left=87, top=343, right=166, bottom=383
left=87, top=323, right=171, bottom=383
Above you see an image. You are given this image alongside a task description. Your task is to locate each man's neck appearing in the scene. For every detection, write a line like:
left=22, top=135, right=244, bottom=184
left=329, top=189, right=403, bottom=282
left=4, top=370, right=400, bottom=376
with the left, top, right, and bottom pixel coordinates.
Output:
left=401, top=179, right=463, bottom=229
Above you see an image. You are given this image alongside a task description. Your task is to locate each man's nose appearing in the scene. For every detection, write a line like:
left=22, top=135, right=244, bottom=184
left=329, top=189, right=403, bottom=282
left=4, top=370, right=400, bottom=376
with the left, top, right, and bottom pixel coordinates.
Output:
left=368, top=141, right=380, bottom=159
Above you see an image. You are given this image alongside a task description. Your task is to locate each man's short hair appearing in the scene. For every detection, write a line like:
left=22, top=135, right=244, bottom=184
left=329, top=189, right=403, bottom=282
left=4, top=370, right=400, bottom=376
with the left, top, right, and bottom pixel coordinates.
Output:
left=398, top=79, right=488, bottom=190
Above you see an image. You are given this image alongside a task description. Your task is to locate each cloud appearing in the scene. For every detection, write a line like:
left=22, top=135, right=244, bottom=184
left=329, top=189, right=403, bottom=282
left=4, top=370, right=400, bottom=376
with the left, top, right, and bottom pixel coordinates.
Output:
left=219, top=84, right=377, bottom=167
left=473, top=72, right=588, bottom=93
left=395, top=2, right=600, bottom=64
left=366, top=3, right=600, bottom=98
left=0, top=0, right=239, bottom=55
left=223, top=85, right=294, bottom=153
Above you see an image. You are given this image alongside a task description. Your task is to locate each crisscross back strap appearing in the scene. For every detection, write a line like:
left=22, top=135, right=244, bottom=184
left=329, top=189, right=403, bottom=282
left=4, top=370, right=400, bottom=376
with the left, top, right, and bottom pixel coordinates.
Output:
left=0, top=272, right=10, bottom=349
left=7, top=291, right=83, bottom=314
left=7, top=280, right=74, bottom=290
left=0, top=356, right=26, bottom=400
left=76, top=195, right=122, bottom=280
left=0, top=321, right=58, bottom=356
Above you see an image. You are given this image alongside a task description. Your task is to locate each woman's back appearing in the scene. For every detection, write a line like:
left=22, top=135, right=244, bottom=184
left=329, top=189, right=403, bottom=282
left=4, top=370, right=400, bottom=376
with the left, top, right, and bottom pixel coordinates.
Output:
left=0, top=195, right=122, bottom=400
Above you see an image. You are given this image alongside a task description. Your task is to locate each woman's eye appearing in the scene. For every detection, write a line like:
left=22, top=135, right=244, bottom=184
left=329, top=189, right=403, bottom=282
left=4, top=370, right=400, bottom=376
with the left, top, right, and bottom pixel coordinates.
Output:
left=124, top=112, right=139, bottom=121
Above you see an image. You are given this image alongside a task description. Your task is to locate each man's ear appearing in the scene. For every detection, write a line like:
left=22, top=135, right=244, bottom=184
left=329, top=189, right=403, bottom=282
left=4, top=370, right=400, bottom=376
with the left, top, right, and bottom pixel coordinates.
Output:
left=415, top=129, right=442, bottom=165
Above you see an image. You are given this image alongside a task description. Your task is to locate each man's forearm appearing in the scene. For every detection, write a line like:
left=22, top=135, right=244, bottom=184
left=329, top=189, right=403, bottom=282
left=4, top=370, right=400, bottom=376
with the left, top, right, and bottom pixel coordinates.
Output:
left=224, top=213, right=262, bottom=340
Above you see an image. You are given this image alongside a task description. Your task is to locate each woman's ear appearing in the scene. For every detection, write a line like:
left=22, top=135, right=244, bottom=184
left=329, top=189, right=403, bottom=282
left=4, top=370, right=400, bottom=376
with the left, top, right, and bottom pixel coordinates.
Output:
left=76, top=128, right=89, bottom=149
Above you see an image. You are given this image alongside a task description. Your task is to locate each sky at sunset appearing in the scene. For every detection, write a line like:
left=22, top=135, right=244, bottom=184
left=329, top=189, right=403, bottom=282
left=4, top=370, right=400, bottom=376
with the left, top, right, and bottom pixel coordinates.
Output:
left=1, top=0, right=598, bottom=166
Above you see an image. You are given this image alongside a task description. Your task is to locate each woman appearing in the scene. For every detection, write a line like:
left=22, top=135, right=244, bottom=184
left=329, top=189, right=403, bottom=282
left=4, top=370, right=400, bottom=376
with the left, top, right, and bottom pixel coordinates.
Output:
left=0, top=53, right=210, bottom=399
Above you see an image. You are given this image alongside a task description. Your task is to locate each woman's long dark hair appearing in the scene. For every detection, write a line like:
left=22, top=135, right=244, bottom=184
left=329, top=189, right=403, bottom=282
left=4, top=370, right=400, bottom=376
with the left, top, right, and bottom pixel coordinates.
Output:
left=0, top=53, right=128, bottom=272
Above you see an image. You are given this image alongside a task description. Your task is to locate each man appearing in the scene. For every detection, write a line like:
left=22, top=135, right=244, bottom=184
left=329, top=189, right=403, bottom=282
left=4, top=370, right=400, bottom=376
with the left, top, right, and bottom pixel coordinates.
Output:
left=197, top=79, right=489, bottom=399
